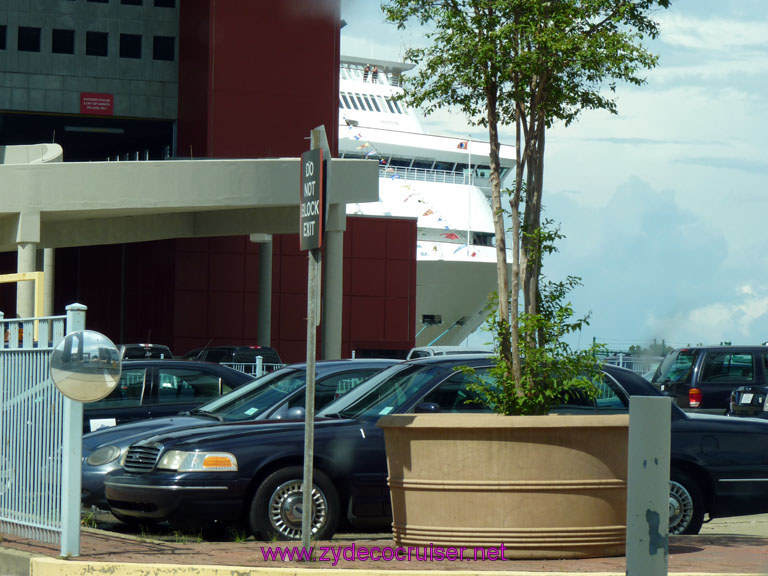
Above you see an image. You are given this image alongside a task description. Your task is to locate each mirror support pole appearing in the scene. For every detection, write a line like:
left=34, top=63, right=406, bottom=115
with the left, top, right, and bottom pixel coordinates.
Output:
left=60, top=303, right=87, bottom=558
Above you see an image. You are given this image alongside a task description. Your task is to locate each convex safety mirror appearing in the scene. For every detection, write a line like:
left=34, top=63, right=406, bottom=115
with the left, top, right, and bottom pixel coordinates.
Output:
left=50, top=330, right=121, bottom=402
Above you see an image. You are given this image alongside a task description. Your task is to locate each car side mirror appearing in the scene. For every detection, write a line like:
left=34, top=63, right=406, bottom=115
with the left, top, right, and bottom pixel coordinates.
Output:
left=415, top=402, right=441, bottom=413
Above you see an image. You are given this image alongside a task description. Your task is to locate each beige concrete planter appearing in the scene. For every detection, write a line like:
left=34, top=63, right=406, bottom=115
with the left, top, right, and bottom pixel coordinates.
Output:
left=377, top=413, right=629, bottom=559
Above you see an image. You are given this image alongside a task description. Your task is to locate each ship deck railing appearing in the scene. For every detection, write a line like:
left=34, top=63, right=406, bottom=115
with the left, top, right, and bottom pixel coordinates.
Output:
left=380, top=165, right=477, bottom=185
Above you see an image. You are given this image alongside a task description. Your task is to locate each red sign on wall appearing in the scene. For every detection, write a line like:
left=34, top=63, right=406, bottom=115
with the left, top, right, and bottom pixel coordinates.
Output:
left=80, top=93, right=114, bottom=116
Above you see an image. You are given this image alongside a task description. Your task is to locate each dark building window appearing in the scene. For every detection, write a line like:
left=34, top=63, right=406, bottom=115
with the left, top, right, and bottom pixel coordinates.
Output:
left=86, top=31, right=108, bottom=56
left=120, top=33, right=142, bottom=58
left=0, top=26, right=6, bottom=50
left=18, top=27, right=41, bottom=52
left=154, top=0, right=175, bottom=7
left=88, top=0, right=109, bottom=3
left=121, top=0, right=142, bottom=4
left=152, top=35, right=174, bottom=61
left=52, top=29, right=75, bottom=54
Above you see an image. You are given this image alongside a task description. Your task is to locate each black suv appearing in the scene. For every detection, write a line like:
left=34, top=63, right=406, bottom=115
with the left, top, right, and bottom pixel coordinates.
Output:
left=182, top=345, right=283, bottom=374
left=651, top=345, right=768, bottom=413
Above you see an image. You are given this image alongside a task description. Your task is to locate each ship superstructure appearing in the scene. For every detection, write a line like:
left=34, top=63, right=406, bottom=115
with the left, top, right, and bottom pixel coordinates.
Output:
left=338, top=56, right=515, bottom=346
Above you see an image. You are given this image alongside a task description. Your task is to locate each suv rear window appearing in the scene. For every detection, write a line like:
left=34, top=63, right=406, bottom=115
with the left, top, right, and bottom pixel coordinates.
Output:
left=652, top=349, right=697, bottom=385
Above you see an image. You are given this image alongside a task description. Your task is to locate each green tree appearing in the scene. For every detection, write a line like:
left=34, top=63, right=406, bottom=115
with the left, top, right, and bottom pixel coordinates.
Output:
left=383, top=0, right=669, bottom=412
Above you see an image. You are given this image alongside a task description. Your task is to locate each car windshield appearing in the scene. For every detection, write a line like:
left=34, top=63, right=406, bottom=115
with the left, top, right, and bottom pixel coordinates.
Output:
left=331, top=364, right=445, bottom=421
left=652, top=349, right=697, bottom=384
left=191, top=368, right=306, bottom=421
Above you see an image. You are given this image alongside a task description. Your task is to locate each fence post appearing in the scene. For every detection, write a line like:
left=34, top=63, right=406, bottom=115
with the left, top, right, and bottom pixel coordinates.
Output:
left=60, top=303, right=87, bottom=557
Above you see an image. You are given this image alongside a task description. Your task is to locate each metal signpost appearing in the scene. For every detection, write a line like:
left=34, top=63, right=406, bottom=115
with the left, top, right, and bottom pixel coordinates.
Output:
left=300, top=126, right=329, bottom=551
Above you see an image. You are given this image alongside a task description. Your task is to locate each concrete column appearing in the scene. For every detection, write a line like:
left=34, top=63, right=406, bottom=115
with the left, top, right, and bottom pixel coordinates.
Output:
left=250, top=234, right=273, bottom=346
left=43, top=249, right=55, bottom=316
left=321, top=204, right=345, bottom=360
left=626, top=396, right=671, bottom=576
left=16, top=243, right=36, bottom=318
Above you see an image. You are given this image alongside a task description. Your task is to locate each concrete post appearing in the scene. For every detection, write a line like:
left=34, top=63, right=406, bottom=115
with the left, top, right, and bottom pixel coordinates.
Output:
left=16, top=243, right=36, bottom=317
left=321, top=204, right=345, bottom=360
left=43, top=249, right=55, bottom=316
left=250, top=234, right=273, bottom=346
left=626, top=396, right=671, bottom=576
left=60, top=303, right=87, bottom=558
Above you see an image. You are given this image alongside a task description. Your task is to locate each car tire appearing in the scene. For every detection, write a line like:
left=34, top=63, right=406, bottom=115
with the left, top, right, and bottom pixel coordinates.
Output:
left=249, top=466, right=339, bottom=541
left=669, top=470, right=705, bottom=535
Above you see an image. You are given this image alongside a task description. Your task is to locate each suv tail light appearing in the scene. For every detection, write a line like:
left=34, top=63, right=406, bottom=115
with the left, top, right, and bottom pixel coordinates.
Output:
left=689, top=387, right=702, bottom=409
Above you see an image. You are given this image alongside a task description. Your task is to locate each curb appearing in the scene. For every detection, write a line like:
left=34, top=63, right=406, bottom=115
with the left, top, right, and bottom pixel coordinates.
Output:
left=24, top=558, right=768, bottom=576
left=0, top=547, right=34, bottom=576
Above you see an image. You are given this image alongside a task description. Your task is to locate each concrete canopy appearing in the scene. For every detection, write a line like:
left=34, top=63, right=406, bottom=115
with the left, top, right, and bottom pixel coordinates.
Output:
left=0, top=151, right=378, bottom=251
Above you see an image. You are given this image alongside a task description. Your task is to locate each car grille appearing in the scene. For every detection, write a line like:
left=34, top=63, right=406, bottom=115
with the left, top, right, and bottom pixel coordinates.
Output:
left=123, top=443, right=162, bottom=474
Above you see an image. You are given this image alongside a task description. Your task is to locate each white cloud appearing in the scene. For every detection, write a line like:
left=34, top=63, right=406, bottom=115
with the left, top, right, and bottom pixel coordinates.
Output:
left=659, top=12, right=768, bottom=51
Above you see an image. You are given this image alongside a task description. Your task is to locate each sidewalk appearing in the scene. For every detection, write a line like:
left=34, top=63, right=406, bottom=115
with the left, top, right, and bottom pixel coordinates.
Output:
left=2, top=516, right=768, bottom=576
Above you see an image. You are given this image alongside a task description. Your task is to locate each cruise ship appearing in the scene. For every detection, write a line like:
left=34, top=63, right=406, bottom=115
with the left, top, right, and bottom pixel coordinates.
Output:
left=337, top=56, right=516, bottom=347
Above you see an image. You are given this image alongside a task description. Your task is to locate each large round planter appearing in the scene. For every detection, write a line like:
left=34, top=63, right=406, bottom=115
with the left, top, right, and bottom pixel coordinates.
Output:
left=377, top=413, right=629, bottom=559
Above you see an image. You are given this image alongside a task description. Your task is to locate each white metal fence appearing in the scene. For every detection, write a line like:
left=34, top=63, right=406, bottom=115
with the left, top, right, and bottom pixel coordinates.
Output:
left=0, top=313, right=68, bottom=544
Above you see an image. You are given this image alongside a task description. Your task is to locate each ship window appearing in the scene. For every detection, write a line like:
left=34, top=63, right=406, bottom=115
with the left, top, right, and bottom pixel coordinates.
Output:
left=354, top=94, right=366, bottom=110
left=362, top=95, right=376, bottom=111
left=0, top=26, right=5, bottom=50
left=86, top=31, right=108, bottom=56
left=52, top=29, right=75, bottom=54
left=369, top=96, right=381, bottom=112
left=153, top=35, right=175, bottom=61
left=412, top=159, right=433, bottom=170
left=340, top=93, right=353, bottom=109
left=455, top=163, right=468, bottom=173
left=433, top=161, right=455, bottom=172
left=344, top=93, right=358, bottom=110
left=392, top=99, right=403, bottom=114
left=384, top=98, right=396, bottom=113
left=18, top=27, right=41, bottom=52
left=474, top=165, right=491, bottom=179
left=154, top=0, right=176, bottom=6
left=122, top=0, right=143, bottom=4
left=473, top=232, right=495, bottom=247
left=388, top=158, right=411, bottom=168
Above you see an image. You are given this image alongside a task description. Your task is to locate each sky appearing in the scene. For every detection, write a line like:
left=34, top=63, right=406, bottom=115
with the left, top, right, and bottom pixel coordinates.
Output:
left=339, top=0, right=768, bottom=352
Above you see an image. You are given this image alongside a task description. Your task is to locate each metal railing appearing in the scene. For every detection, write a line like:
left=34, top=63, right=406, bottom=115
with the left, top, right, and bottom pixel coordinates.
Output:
left=0, top=313, right=68, bottom=545
left=380, top=165, right=473, bottom=185
left=221, top=357, right=284, bottom=377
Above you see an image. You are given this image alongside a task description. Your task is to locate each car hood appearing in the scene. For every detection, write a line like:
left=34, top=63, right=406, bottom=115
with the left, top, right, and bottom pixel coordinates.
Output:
left=83, top=415, right=211, bottom=452
left=133, top=417, right=355, bottom=449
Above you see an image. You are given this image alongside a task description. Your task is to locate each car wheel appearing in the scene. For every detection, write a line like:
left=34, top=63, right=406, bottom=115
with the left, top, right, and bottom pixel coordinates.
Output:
left=249, top=466, right=339, bottom=541
left=669, top=471, right=704, bottom=535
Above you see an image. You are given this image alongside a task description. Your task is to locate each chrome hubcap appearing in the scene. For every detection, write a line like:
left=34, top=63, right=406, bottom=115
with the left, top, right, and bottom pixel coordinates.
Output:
left=268, top=480, right=327, bottom=539
left=669, top=480, right=693, bottom=535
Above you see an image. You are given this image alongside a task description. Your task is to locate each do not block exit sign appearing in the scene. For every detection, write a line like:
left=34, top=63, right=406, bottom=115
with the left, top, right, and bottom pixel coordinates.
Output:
left=300, top=148, right=324, bottom=250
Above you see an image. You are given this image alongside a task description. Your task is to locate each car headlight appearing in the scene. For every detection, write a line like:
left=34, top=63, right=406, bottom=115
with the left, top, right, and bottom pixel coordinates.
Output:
left=156, top=450, right=238, bottom=472
left=85, top=445, right=122, bottom=467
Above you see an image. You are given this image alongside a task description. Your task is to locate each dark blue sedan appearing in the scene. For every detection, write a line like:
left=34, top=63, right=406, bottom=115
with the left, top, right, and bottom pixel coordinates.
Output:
left=83, top=359, right=398, bottom=512
left=104, top=356, right=768, bottom=539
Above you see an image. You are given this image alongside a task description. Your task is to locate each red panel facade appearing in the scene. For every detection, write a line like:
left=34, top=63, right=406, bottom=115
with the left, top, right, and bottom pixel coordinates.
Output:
left=178, top=0, right=340, bottom=159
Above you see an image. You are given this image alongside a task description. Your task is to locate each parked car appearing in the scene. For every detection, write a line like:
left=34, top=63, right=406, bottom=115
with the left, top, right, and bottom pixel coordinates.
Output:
left=118, top=343, right=173, bottom=360
left=729, top=382, right=768, bottom=418
left=83, top=359, right=254, bottom=434
left=83, top=359, right=399, bottom=511
left=405, top=345, right=491, bottom=360
left=651, top=345, right=768, bottom=413
left=182, top=345, right=283, bottom=374
left=104, top=356, right=768, bottom=540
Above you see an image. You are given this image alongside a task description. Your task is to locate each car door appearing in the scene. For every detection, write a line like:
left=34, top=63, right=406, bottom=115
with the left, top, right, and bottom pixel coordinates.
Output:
left=82, top=364, right=151, bottom=432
